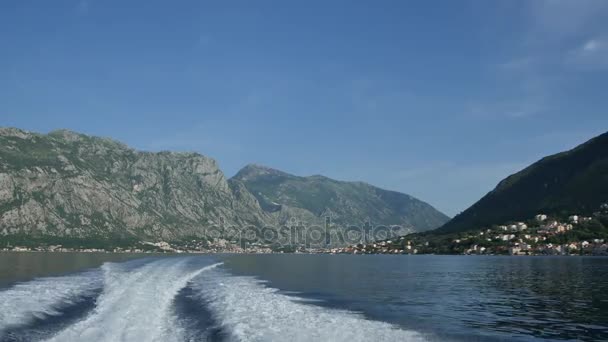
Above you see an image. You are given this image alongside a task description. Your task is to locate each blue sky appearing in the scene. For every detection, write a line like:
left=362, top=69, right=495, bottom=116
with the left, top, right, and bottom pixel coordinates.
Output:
left=1, top=0, right=608, bottom=216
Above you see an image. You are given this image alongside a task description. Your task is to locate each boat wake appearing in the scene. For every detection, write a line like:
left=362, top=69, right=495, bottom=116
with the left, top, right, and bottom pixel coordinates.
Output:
left=0, top=269, right=102, bottom=340
left=0, top=257, right=429, bottom=342
left=188, top=267, right=428, bottom=342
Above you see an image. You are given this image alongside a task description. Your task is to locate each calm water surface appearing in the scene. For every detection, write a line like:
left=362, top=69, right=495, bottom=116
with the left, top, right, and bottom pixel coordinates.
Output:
left=0, top=252, right=149, bottom=287
left=0, top=252, right=606, bottom=341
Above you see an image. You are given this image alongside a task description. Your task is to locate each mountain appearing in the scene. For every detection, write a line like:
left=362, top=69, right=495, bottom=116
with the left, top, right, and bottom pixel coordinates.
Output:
left=0, top=127, right=447, bottom=244
left=437, top=131, right=608, bottom=234
left=0, top=128, right=270, bottom=241
left=232, top=164, right=449, bottom=233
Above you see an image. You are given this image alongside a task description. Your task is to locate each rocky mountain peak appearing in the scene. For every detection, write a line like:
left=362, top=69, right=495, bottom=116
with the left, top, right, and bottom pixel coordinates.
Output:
left=48, top=129, right=87, bottom=142
left=0, top=127, right=34, bottom=139
left=233, top=163, right=291, bottom=181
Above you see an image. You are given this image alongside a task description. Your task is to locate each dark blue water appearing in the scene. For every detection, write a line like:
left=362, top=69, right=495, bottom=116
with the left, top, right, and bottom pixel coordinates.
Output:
left=0, top=253, right=606, bottom=341
left=222, top=254, right=608, bottom=341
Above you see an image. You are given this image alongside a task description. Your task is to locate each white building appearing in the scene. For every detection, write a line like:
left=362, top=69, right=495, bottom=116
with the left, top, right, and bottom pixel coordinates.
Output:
left=509, top=246, right=522, bottom=255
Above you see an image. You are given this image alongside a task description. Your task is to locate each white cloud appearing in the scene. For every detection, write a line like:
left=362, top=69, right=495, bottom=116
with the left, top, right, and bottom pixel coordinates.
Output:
left=583, top=39, right=601, bottom=52
left=520, top=0, right=608, bottom=67
left=526, top=0, right=608, bottom=42
left=565, top=37, right=608, bottom=70
left=507, top=0, right=608, bottom=67
left=485, top=1, right=608, bottom=119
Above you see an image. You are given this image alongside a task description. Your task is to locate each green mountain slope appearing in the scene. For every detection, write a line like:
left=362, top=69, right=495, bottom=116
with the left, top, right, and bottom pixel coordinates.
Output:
left=232, top=164, right=450, bottom=232
left=437, top=131, right=608, bottom=233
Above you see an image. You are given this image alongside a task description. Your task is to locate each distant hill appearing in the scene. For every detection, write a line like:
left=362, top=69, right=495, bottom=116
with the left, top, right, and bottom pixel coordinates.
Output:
left=232, top=164, right=449, bottom=233
left=436, top=131, right=608, bottom=234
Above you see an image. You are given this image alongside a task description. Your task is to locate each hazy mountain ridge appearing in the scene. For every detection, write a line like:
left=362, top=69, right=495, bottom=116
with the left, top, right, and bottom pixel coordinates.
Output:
left=436, top=131, right=608, bottom=234
left=232, top=164, right=450, bottom=233
left=0, top=127, right=448, bottom=242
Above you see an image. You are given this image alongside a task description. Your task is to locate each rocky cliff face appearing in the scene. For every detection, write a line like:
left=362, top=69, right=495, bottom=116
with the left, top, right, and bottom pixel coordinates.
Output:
left=0, top=128, right=449, bottom=243
left=0, top=128, right=270, bottom=240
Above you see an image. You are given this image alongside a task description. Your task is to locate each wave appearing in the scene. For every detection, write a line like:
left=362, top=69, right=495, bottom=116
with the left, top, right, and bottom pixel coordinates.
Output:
left=45, top=258, right=221, bottom=342
left=2, top=257, right=430, bottom=341
left=189, top=268, right=429, bottom=342
left=0, top=270, right=102, bottom=339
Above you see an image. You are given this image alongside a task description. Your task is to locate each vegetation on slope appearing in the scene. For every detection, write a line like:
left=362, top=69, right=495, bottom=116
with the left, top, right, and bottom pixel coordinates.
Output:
left=437, top=131, right=608, bottom=234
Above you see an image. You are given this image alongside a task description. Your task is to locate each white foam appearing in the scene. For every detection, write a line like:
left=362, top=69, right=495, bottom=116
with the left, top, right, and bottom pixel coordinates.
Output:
left=2, top=258, right=432, bottom=342
left=0, top=270, right=102, bottom=336
left=190, top=269, right=430, bottom=342
left=45, top=258, right=221, bottom=342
